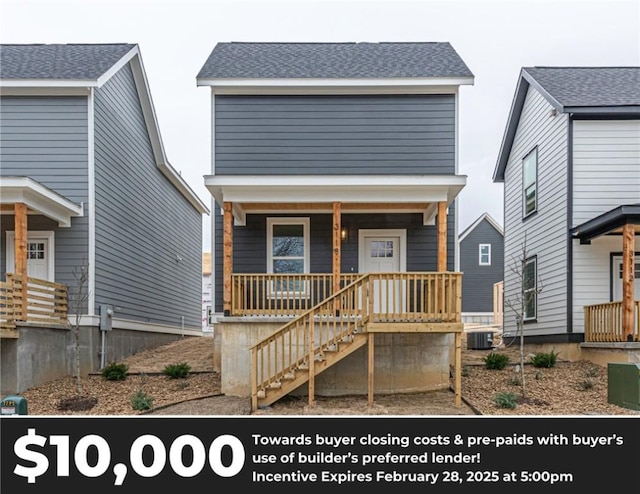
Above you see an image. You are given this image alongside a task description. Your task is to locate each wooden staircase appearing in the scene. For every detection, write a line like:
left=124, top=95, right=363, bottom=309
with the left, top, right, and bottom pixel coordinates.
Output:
left=251, top=275, right=370, bottom=411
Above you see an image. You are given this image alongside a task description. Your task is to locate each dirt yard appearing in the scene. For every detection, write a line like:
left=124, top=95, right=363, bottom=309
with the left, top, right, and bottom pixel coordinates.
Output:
left=18, top=335, right=640, bottom=416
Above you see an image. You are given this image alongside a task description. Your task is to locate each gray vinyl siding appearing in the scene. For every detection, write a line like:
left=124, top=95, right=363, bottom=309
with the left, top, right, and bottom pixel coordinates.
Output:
left=502, top=87, right=569, bottom=336
left=214, top=207, right=455, bottom=312
left=214, top=94, right=455, bottom=175
left=0, top=96, right=89, bottom=288
left=572, top=119, right=640, bottom=227
left=93, top=63, right=202, bottom=329
left=460, top=220, right=504, bottom=312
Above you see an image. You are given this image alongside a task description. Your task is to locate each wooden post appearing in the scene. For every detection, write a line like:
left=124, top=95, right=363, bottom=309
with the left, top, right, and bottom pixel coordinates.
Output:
left=367, top=332, right=374, bottom=407
left=308, top=317, right=316, bottom=408
left=332, top=202, right=341, bottom=312
left=15, top=203, right=28, bottom=320
left=223, top=202, right=233, bottom=316
left=621, top=224, right=635, bottom=341
left=437, top=201, right=447, bottom=272
left=454, top=332, right=462, bottom=406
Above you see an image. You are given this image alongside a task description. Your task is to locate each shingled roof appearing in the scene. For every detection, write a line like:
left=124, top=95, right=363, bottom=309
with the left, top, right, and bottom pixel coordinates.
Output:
left=197, top=42, right=473, bottom=80
left=0, top=43, right=135, bottom=80
left=523, top=66, right=640, bottom=110
left=493, top=66, right=640, bottom=182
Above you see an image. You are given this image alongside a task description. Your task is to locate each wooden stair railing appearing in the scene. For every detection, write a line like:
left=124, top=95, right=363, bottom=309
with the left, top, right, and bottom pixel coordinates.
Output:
left=250, top=274, right=370, bottom=411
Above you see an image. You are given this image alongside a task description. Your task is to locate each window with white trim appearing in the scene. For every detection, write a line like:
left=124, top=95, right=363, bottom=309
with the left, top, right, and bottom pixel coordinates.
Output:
left=523, top=147, right=537, bottom=217
left=479, top=244, right=491, bottom=266
left=267, top=218, right=310, bottom=293
left=523, top=256, right=537, bottom=321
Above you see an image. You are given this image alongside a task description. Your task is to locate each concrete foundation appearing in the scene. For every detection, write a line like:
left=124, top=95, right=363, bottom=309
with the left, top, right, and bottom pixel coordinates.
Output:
left=1, top=324, right=188, bottom=395
left=214, top=317, right=453, bottom=398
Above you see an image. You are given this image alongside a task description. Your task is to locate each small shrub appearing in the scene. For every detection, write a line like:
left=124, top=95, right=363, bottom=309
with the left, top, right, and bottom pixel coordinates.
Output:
left=101, top=362, right=128, bottom=381
left=131, top=389, right=153, bottom=411
left=494, top=392, right=518, bottom=409
left=163, top=362, right=191, bottom=379
left=579, top=379, right=595, bottom=391
left=530, top=350, right=559, bottom=368
left=483, top=352, right=510, bottom=370
left=461, top=365, right=471, bottom=377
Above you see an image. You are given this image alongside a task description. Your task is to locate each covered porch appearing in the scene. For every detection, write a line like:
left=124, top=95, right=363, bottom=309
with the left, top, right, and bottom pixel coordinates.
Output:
left=572, top=204, right=639, bottom=342
left=0, top=177, right=82, bottom=336
left=205, top=174, right=467, bottom=409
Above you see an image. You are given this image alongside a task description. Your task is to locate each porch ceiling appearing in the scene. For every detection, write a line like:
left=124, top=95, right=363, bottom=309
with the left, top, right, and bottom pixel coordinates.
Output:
left=571, top=204, right=640, bottom=243
left=0, top=176, right=84, bottom=227
left=204, top=174, right=467, bottom=226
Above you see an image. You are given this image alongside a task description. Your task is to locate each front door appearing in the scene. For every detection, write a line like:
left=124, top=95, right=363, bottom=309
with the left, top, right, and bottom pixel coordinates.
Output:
left=612, top=255, right=640, bottom=301
left=360, top=230, right=406, bottom=314
left=6, top=232, right=54, bottom=281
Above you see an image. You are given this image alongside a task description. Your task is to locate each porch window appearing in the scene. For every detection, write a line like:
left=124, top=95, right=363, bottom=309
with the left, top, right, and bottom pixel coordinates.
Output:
left=523, top=256, right=537, bottom=321
left=479, top=244, right=491, bottom=266
left=523, top=147, right=537, bottom=217
left=267, top=218, right=310, bottom=293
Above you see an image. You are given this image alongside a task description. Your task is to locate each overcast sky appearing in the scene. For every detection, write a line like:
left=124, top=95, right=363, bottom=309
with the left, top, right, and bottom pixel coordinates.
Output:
left=1, top=0, right=639, bottom=252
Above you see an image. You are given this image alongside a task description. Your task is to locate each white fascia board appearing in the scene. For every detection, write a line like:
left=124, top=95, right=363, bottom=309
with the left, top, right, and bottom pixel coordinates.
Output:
left=205, top=175, right=466, bottom=220
left=0, top=177, right=84, bottom=227
left=198, top=77, right=475, bottom=88
left=125, top=52, right=209, bottom=215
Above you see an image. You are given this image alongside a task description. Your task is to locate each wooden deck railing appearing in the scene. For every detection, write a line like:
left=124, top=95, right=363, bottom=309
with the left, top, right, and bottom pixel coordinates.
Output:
left=584, top=300, right=640, bottom=342
left=250, top=272, right=462, bottom=409
left=1, top=274, right=68, bottom=330
left=231, top=273, right=360, bottom=316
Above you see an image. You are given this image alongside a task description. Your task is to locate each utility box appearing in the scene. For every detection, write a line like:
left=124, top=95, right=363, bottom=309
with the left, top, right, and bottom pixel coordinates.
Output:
left=607, top=363, right=640, bottom=411
left=467, top=331, right=493, bottom=350
left=1, top=395, right=28, bottom=415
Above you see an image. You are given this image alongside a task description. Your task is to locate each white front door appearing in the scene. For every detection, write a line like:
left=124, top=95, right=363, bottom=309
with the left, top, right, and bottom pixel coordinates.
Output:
left=612, top=255, right=640, bottom=301
left=6, top=231, right=55, bottom=281
left=360, top=230, right=406, bottom=314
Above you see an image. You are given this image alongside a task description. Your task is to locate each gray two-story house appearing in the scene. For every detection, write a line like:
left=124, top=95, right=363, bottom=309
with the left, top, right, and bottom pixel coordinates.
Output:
left=459, top=212, right=504, bottom=325
left=493, top=66, right=639, bottom=365
left=0, top=43, right=209, bottom=394
left=196, top=42, right=474, bottom=410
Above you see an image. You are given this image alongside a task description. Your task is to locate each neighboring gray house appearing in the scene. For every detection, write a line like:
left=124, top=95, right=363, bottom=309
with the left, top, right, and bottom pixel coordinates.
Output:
left=459, top=212, right=503, bottom=323
left=493, top=67, right=639, bottom=350
left=197, top=42, right=475, bottom=409
left=0, top=43, right=209, bottom=393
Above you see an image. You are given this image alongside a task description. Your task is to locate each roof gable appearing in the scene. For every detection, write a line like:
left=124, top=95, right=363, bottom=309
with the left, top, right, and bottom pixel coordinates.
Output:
left=197, top=42, right=474, bottom=83
left=493, top=66, right=640, bottom=182
left=0, top=43, right=136, bottom=81
left=459, top=212, right=503, bottom=242
left=0, top=43, right=208, bottom=214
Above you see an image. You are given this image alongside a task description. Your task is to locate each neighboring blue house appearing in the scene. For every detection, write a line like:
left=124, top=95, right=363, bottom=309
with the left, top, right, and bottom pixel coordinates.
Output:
left=0, top=43, right=209, bottom=393
left=459, top=212, right=504, bottom=324
left=197, top=42, right=475, bottom=408
left=493, top=66, right=639, bottom=358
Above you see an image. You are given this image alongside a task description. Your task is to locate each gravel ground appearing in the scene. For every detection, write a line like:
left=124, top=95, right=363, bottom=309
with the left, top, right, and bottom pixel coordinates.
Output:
left=18, top=335, right=640, bottom=416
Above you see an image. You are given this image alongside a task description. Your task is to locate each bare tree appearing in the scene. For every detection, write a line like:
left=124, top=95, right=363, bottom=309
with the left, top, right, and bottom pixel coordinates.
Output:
left=504, top=234, right=543, bottom=398
left=68, top=262, right=89, bottom=396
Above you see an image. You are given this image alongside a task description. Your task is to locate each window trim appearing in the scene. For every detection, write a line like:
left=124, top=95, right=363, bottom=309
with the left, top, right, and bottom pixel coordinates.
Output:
left=522, top=147, right=538, bottom=219
left=523, top=255, right=537, bottom=322
left=478, top=243, right=491, bottom=266
left=266, top=217, right=310, bottom=296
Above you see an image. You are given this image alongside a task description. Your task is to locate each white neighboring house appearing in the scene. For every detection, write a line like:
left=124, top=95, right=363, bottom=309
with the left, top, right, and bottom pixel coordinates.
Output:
left=202, top=252, right=213, bottom=333
left=493, top=66, right=639, bottom=345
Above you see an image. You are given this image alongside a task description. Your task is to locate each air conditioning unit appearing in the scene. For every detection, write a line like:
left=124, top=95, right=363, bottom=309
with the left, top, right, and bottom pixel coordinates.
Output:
left=607, top=363, right=640, bottom=411
left=466, top=331, right=493, bottom=350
